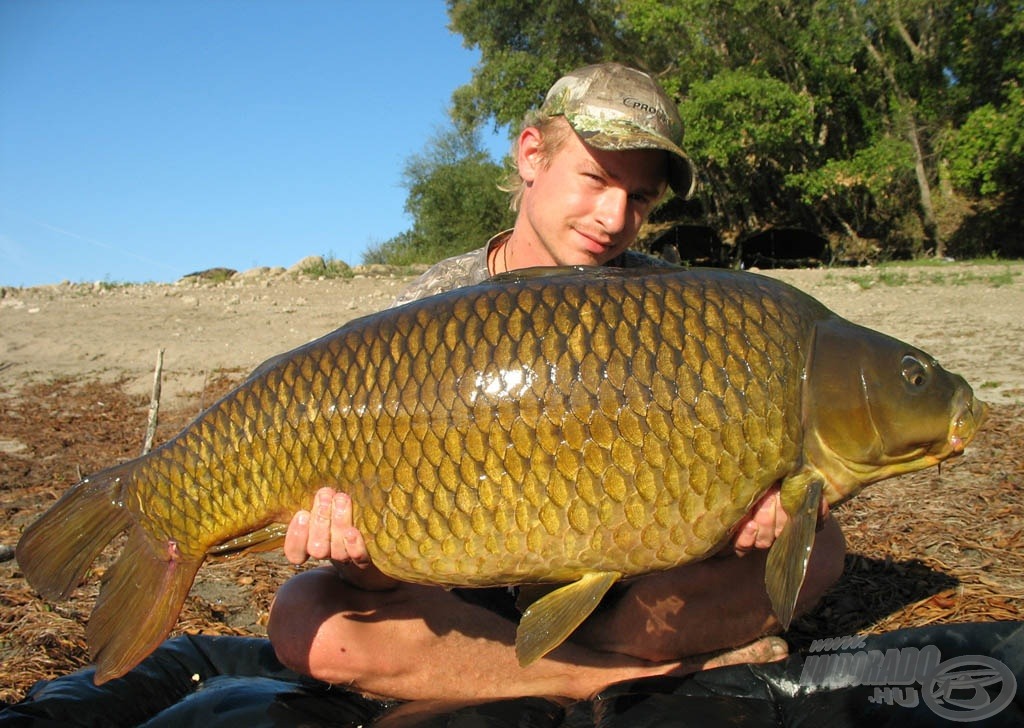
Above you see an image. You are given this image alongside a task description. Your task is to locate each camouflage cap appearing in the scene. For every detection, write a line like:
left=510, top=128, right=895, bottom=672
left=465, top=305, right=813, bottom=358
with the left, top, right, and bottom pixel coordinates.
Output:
left=541, top=63, right=696, bottom=199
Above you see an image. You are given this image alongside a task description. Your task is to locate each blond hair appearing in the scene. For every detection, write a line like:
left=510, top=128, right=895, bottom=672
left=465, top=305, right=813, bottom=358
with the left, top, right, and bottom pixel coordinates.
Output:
left=499, top=113, right=573, bottom=212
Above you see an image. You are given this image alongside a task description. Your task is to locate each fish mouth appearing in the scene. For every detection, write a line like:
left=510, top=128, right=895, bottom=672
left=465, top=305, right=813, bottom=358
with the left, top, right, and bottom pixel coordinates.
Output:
left=949, top=391, right=988, bottom=455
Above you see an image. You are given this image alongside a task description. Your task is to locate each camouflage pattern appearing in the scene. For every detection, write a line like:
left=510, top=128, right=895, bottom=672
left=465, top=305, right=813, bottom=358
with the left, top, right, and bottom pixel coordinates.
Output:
left=393, top=230, right=676, bottom=307
left=392, top=241, right=494, bottom=307
left=541, top=63, right=696, bottom=199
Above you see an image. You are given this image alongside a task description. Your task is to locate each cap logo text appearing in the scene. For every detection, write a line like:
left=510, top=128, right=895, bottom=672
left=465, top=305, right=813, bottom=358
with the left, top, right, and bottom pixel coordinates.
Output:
left=623, top=97, right=667, bottom=121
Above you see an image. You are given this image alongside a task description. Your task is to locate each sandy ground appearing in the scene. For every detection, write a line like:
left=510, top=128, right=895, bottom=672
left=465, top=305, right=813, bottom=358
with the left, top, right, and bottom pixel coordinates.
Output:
left=1, top=261, right=1022, bottom=703
left=3, top=263, right=1022, bottom=408
left=0, top=271, right=414, bottom=410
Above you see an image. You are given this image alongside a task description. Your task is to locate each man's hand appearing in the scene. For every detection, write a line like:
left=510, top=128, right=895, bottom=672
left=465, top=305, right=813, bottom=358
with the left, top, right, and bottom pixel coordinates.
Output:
left=730, top=486, right=831, bottom=554
left=284, top=487, right=398, bottom=591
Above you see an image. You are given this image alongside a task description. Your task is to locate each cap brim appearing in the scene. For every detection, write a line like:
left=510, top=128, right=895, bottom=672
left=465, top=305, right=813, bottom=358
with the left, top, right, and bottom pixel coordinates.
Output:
left=573, top=126, right=697, bottom=200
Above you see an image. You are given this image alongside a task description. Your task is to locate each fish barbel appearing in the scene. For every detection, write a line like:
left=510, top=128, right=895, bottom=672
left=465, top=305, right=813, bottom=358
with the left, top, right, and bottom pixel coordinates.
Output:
left=16, top=266, right=985, bottom=683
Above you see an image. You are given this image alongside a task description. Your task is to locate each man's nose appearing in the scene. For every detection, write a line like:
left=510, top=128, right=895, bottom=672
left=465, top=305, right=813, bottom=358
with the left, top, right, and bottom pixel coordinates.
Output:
left=595, top=188, right=628, bottom=233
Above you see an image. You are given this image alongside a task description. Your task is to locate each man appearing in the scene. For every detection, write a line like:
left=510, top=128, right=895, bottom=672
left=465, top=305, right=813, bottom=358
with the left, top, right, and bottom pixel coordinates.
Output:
left=267, top=63, right=845, bottom=702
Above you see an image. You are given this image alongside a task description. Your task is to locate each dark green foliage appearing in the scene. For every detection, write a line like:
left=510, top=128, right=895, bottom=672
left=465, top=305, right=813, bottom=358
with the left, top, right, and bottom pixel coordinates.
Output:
left=387, top=0, right=1024, bottom=265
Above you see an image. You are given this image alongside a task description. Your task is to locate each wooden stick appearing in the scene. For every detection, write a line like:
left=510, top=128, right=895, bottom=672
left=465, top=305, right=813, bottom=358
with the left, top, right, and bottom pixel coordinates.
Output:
left=142, top=348, right=164, bottom=455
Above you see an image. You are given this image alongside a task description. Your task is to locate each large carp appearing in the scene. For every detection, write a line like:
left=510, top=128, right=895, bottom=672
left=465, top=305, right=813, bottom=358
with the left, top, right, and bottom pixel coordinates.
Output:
left=17, top=267, right=984, bottom=684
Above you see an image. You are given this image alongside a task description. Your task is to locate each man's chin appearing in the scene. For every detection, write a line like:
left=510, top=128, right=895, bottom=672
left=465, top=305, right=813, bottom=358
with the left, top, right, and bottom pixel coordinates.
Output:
left=558, top=247, right=614, bottom=267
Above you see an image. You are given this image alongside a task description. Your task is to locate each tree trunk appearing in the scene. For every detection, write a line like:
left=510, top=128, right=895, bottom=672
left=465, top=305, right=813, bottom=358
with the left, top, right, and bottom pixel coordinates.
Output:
left=905, top=116, right=942, bottom=257
left=851, top=1, right=944, bottom=257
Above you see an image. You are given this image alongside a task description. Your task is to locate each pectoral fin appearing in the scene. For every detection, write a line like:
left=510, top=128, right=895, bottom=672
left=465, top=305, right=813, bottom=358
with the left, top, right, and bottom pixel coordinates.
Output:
left=765, top=477, right=824, bottom=630
left=515, top=571, right=620, bottom=666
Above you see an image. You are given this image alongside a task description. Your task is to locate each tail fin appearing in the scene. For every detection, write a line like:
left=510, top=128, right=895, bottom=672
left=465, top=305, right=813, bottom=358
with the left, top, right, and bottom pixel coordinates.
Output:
left=16, top=463, right=134, bottom=599
left=17, top=462, right=204, bottom=684
left=88, top=527, right=202, bottom=683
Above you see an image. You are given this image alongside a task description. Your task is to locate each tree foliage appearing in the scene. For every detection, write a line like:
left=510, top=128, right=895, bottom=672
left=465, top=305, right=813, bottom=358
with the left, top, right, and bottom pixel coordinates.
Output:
left=385, top=0, right=1024, bottom=264
left=946, top=83, right=1024, bottom=196
left=365, top=126, right=513, bottom=266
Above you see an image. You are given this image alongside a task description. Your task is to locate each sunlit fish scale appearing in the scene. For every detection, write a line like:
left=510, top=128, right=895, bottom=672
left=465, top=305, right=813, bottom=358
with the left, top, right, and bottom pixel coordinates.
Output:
left=16, top=266, right=985, bottom=683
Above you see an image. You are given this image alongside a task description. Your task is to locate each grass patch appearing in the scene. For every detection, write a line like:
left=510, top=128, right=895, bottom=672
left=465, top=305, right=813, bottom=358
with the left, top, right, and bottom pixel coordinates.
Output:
left=298, top=255, right=353, bottom=279
left=845, top=261, right=1022, bottom=289
left=198, top=268, right=235, bottom=284
left=92, top=278, right=135, bottom=291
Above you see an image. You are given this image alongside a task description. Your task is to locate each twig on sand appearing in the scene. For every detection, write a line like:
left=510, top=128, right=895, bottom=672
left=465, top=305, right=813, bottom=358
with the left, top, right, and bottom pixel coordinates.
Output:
left=142, top=348, right=164, bottom=455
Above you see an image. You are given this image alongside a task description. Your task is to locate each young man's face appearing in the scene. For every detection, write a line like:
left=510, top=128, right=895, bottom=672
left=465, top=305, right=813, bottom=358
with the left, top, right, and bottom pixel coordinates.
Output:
left=514, top=118, right=669, bottom=267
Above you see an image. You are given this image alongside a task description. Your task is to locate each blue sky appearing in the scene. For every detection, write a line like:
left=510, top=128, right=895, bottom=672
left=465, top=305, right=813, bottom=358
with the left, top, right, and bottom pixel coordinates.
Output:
left=0, top=1, right=508, bottom=287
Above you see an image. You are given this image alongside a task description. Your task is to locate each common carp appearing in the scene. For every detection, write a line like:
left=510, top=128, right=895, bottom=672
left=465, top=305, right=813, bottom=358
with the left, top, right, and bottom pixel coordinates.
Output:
left=16, top=266, right=984, bottom=684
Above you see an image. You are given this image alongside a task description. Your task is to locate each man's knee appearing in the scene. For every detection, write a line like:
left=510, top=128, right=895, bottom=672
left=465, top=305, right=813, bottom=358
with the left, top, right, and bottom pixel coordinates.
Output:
left=267, top=566, right=357, bottom=679
left=268, top=567, right=420, bottom=685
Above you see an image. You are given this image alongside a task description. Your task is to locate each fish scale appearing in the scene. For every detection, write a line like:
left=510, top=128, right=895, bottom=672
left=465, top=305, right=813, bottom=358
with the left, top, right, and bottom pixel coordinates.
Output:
left=330, top=270, right=806, bottom=582
left=16, top=266, right=984, bottom=682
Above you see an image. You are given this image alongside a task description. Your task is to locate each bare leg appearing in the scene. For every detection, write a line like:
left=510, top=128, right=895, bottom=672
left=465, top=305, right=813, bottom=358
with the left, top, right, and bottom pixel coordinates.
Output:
left=268, top=566, right=788, bottom=701
left=265, top=520, right=845, bottom=704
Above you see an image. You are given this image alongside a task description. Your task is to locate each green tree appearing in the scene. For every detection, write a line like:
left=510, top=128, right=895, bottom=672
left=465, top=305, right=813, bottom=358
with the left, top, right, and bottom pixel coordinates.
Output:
left=436, top=0, right=1024, bottom=262
left=365, top=126, right=513, bottom=266
left=946, top=83, right=1024, bottom=197
left=449, top=0, right=625, bottom=132
left=679, top=68, right=817, bottom=238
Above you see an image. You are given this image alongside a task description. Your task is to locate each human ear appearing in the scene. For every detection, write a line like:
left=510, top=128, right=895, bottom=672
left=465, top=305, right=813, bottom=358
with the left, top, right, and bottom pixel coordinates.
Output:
left=517, top=126, right=544, bottom=183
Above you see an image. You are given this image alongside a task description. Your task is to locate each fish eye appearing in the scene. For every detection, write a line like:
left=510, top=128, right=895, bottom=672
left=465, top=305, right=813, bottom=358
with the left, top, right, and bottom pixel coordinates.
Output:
left=901, top=355, right=929, bottom=389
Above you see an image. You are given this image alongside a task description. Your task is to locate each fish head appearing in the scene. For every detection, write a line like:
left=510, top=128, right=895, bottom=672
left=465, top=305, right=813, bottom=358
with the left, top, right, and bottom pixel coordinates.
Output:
left=802, top=316, right=987, bottom=505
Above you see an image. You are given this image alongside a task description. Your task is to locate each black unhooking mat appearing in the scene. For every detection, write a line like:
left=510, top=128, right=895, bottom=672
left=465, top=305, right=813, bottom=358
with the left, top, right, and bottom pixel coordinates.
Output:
left=2, top=622, right=1022, bottom=727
